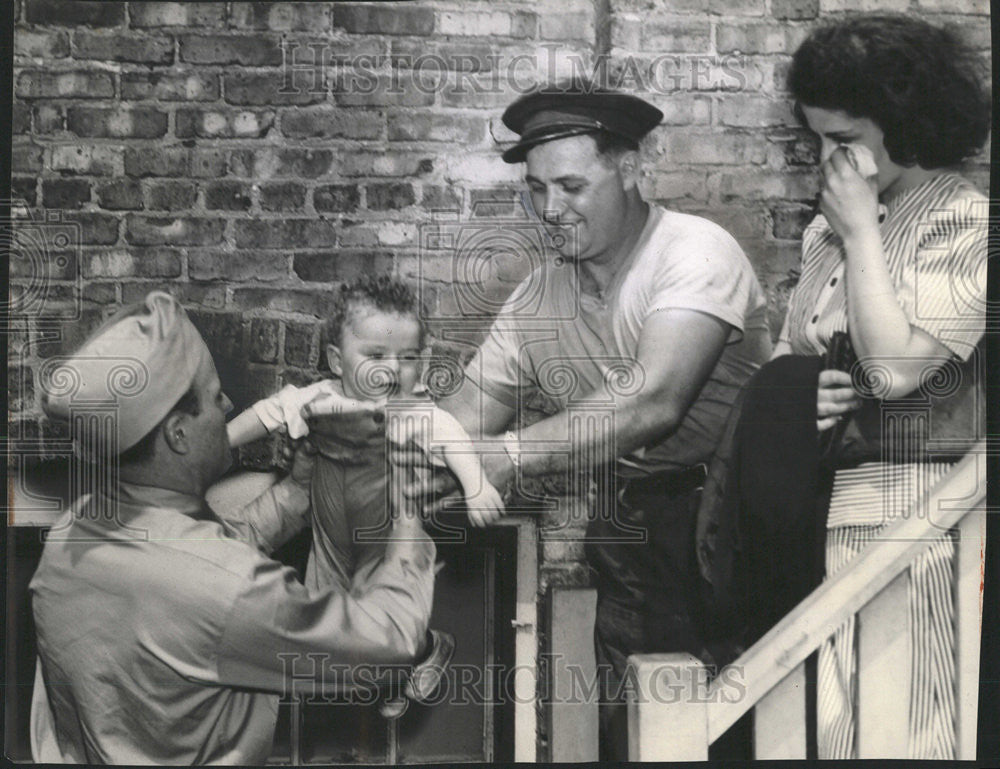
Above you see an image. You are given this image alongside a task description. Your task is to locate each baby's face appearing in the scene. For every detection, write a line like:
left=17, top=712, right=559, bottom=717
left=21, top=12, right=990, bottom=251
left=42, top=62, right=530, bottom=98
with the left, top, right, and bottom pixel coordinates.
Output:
left=332, top=308, right=423, bottom=401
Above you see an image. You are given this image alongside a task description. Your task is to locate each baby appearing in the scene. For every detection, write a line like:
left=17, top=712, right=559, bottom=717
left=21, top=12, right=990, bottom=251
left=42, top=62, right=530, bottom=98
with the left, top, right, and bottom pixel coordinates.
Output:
left=227, top=276, right=505, bottom=714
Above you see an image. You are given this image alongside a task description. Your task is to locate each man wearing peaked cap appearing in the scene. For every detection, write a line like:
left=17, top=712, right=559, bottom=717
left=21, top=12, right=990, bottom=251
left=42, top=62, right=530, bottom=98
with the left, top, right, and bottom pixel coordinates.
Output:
left=408, top=80, right=774, bottom=759
left=29, top=291, right=437, bottom=764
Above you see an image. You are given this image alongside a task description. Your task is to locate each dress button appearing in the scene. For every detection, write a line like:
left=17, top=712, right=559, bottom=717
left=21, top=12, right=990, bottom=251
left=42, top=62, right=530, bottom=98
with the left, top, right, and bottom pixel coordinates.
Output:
left=829, top=277, right=838, bottom=287
left=811, top=314, right=819, bottom=324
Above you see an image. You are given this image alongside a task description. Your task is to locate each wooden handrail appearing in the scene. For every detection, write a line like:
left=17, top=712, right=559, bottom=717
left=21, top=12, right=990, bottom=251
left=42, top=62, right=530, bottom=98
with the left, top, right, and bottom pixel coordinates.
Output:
left=702, top=442, right=987, bottom=742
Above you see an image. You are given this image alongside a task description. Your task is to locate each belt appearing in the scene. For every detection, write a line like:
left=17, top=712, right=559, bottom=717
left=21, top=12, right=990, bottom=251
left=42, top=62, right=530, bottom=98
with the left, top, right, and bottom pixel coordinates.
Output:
left=618, top=463, right=708, bottom=501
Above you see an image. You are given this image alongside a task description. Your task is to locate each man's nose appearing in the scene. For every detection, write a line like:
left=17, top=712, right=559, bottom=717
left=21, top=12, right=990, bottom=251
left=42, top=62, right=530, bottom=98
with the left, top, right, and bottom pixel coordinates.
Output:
left=542, top=188, right=565, bottom=223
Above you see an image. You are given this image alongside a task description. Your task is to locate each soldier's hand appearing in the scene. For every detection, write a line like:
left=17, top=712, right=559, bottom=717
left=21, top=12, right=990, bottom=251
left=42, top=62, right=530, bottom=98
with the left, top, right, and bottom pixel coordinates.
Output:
left=287, top=439, right=317, bottom=487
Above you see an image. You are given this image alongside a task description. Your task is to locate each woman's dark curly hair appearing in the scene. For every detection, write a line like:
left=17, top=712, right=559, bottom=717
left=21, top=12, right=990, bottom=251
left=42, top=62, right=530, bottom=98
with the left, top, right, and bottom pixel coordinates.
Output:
left=788, top=15, right=990, bottom=169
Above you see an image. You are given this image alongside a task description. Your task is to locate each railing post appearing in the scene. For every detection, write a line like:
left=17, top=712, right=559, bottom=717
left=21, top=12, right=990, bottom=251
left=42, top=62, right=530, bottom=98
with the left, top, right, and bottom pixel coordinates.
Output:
left=627, top=653, right=708, bottom=761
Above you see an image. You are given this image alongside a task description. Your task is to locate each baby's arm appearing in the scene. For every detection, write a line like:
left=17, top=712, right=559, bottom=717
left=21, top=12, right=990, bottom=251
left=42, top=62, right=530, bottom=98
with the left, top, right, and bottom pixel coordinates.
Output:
left=427, top=407, right=505, bottom=527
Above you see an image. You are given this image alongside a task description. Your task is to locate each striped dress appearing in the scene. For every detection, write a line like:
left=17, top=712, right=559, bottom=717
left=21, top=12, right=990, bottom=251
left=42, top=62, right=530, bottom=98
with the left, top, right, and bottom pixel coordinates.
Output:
left=778, top=173, right=987, bottom=759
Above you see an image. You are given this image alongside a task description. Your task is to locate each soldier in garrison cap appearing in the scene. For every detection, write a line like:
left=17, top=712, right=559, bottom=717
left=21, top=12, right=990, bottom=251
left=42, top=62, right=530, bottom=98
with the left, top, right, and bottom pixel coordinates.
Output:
left=29, top=291, right=437, bottom=765
left=401, top=80, right=774, bottom=760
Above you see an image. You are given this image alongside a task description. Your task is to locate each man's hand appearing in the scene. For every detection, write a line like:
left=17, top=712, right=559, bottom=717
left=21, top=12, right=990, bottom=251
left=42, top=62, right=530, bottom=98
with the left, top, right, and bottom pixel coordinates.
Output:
left=285, top=438, right=317, bottom=487
left=817, top=368, right=862, bottom=432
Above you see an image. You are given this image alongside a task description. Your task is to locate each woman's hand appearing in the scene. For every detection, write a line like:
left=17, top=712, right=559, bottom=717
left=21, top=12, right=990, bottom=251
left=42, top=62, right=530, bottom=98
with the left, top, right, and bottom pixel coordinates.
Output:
left=817, top=368, right=862, bottom=432
left=465, top=482, right=506, bottom=528
left=819, top=146, right=880, bottom=246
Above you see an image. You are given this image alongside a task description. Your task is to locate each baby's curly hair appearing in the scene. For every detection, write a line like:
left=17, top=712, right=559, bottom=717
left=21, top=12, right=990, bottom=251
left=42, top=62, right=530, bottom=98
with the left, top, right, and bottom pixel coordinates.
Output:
left=788, top=14, right=990, bottom=169
left=322, top=274, right=425, bottom=351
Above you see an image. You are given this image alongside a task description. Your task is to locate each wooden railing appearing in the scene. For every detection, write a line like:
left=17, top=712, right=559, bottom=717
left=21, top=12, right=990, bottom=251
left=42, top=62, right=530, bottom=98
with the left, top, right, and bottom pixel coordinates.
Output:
left=627, top=443, right=987, bottom=760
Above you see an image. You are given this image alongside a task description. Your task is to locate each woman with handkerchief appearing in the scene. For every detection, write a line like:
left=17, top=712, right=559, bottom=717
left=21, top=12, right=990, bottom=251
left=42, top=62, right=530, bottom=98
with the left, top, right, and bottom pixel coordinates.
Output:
left=774, top=15, right=990, bottom=759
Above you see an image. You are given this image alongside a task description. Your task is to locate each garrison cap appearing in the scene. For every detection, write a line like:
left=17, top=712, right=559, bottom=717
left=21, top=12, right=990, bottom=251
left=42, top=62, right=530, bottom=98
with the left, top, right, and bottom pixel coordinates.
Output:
left=501, top=82, right=663, bottom=163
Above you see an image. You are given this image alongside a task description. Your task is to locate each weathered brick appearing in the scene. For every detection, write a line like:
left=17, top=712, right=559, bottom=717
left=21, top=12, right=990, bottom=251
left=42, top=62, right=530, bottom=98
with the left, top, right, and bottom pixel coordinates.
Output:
left=769, top=128, right=820, bottom=166
left=293, top=251, right=394, bottom=283
left=179, top=34, right=282, bottom=66
left=375, top=221, right=417, bottom=246
left=126, top=148, right=228, bottom=179
left=42, top=178, right=91, bottom=209
left=437, top=10, right=528, bottom=37
left=224, top=71, right=326, bottom=106
left=314, top=184, right=360, bottom=213
left=125, top=216, right=226, bottom=246
left=14, top=29, right=70, bottom=58
left=540, top=10, right=593, bottom=41
left=335, top=4, right=434, bottom=35
left=34, top=307, right=106, bottom=359
left=283, top=323, right=316, bottom=367
left=248, top=318, right=280, bottom=364
left=189, top=250, right=287, bottom=282
left=96, top=179, right=143, bottom=210
left=336, top=221, right=378, bottom=248
left=420, top=185, right=462, bottom=211
left=25, top=0, right=124, bottom=27
left=232, top=288, right=328, bottom=317
left=12, top=176, right=37, bottom=206
left=122, top=282, right=225, bottom=309
left=259, top=182, right=306, bottom=212
left=83, top=248, right=181, bottom=278
left=771, top=0, right=819, bottom=19
left=659, top=132, right=768, bottom=165
left=16, top=70, right=115, bottom=99
left=771, top=203, right=814, bottom=240
left=340, top=152, right=434, bottom=178
left=10, top=367, right=35, bottom=412
left=332, top=73, right=436, bottom=108
left=717, top=96, right=794, bottom=128
left=647, top=95, right=711, bottom=125
left=121, top=72, right=220, bottom=101
left=175, top=109, right=275, bottom=139
left=280, top=109, right=384, bottom=140
left=440, top=153, right=520, bottom=184
left=204, top=181, right=252, bottom=211
left=129, top=2, right=226, bottom=27
left=391, top=40, right=498, bottom=73
left=65, top=212, right=119, bottom=244
left=9, top=244, right=77, bottom=281
left=13, top=103, right=30, bottom=133
left=366, top=182, right=416, bottom=211
left=32, top=104, right=64, bottom=133
left=187, top=312, right=247, bottom=370
left=72, top=31, right=173, bottom=63
left=912, top=0, right=989, bottom=11
left=818, top=0, right=910, bottom=10
left=12, top=144, right=43, bottom=173
left=717, top=24, right=811, bottom=54
left=82, top=282, right=118, bottom=304
left=640, top=22, right=711, bottom=52
left=147, top=181, right=197, bottom=210
left=708, top=0, right=766, bottom=12
left=712, top=169, right=818, bottom=202
left=50, top=145, right=121, bottom=175
left=246, top=148, right=336, bottom=179
left=388, top=114, right=486, bottom=144
left=234, top=219, right=340, bottom=249
left=67, top=108, right=168, bottom=139
left=229, top=2, right=333, bottom=31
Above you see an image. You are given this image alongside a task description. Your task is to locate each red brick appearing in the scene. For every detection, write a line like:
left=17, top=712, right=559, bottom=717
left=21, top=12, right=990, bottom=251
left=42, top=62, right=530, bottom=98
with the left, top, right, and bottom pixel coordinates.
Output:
left=436, top=10, right=533, bottom=38
left=336, top=220, right=378, bottom=247
left=708, top=0, right=765, bottom=12
left=224, top=71, right=326, bottom=106
left=260, top=182, right=306, bottom=212
left=189, top=250, right=288, bottom=282
left=280, top=109, right=384, bottom=140
left=12, top=176, right=37, bottom=206
left=717, top=24, right=810, bottom=54
left=717, top=96, right=794, bottom=128
left=469, top=187, right=522, bottom=217
left=771, top=203, right=815, bottom=240
left=540, top=10, right=593, bottom=41
left=121, top=72, right=220, bottom=101
left=640, top=22, right=711, bottom=52
left=42, top=178, right=91, bottom=209
left=16, top=70, right=114, bottom=99
left=283, top=323, right=316, bottom=367
left=51, top=145, right=121, bottom=175
left=249, top=318, right=280, bottom=364
left=244, top=148, right=336, bottom=179
left=421, top=185, right=462, bottom=211
left=83, top=247, right=181, bottom=278
left=13, top=103, right=30, bottom=133
left=204, top=181, right=252, bottom=211
left=25, top=0, right=124, bottom=27
left=335, top=5, right=434, bottom=35
left=125, top=216, right=226, bottom=246
left=175, top=109, right=275, bottom=139
left=913, top=0, right=988, bottom=10
left=229, top=2, right=333, bottom=31
left=332, top=72, right=436, bottom=108
left=388, top=114, right=486, bottom=144
left=769, top=128, right=820, bottom=166
left=96, top=179, right=143, bottom=210
left=9, top=366, right=35, bottom=414
left=366, top=182, right=416, bottom=211
left=178, top=34, right=282, bottom=66
left=658, top=131, right=768, bottom=165
left=32, top=104, right=63, bottom=133
left=232, top=288, right=329, bottom=317
left=712, top=169, right=818, bottom=202
left=65, top=212, right=119, bottom=244
left=67, top=108, right=168, bottom=139
left=14, top=30, right=70, bottom=58
left=293, top=251, right=394, bottom=283
left=82, top=282, right=118, bottom=304
left=72, top=31, right=173, bottom=63
left=129, top=2, right=226, bottom=27
left=314, top=184, right=360, bottom=213
left=339, top=152, right=434, bottom=178
left=391, top=40, right=498, bottom=73
left=124, top=148, right=227, bottom=178
left=234, top=219, right=339, bottom=249
left=122, top=282, right=225, bottom=309
left=771, top=0, right=819, bottom=19
left=647, top=171, right=710, bottom=202
left=147, top=181, right=197, bottom=210
left=12, top=144, right=43, bottom=173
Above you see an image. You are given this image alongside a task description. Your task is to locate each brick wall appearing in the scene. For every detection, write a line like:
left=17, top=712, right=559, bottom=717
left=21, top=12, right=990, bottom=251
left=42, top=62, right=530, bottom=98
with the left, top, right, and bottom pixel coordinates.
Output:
left=8, top=2, right=991, bottom=744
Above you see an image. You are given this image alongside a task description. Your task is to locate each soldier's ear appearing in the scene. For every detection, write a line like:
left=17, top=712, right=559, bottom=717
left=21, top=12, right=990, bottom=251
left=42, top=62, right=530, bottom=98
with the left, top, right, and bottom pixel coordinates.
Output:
left=325, top=344, right=343, bottom=377
left=161, top=411, right=190, bottom=455
left=618, top=151, right=640, bottom=189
